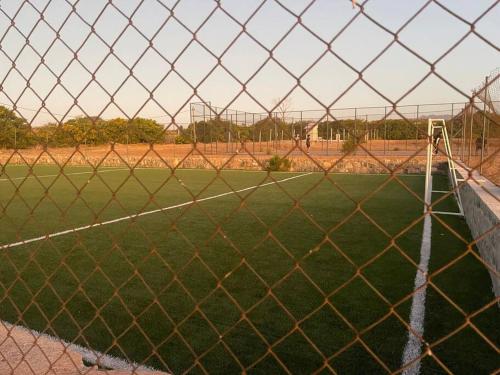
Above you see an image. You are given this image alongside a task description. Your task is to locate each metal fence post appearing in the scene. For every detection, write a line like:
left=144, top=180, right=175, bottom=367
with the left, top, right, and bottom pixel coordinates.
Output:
left=416, top=105, right=420, bottom=150
left=384, top=106, right=387, bottom=155
left=468, top=103, right=474, bottom=165
left=480, top=76, right=488, bottom=174
left=450, top=103, right=454, bottom=154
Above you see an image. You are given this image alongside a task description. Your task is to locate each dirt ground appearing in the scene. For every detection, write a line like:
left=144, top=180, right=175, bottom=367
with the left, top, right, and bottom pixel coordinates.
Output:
left=1, top=140, right=498, bottom=184
left=0, top=322, right=168, bottom=375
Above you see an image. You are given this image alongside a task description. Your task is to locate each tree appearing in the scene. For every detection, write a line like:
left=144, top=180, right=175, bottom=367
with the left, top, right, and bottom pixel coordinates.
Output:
left=130, top=118, right=165, bottom=143
left=0, top=106, right=33, bottom=148
left=32, top=116, right=165, bottom=146
left=254, top=117, right=288, bottom=141
left=273, top=97, right=293, bottom=124
left=187, top=118, right=233, bottom=143
left=105, top=118, right=128, bottom=143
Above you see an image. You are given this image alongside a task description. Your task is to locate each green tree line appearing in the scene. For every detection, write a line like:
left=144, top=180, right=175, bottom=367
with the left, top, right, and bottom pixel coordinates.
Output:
left=185, top=115, right=499, bottom=143
left=1, top=106, right=498, bottom=148
left=0, top=106, right=167, bottom=148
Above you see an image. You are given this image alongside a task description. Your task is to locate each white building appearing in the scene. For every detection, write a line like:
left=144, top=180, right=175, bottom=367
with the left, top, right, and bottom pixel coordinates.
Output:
left=305, top=122, right=319, bottom=141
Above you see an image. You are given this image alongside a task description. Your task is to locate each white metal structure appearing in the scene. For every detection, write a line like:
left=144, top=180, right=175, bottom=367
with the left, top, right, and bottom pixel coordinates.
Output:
left=424, top=119, right=464, bottom=216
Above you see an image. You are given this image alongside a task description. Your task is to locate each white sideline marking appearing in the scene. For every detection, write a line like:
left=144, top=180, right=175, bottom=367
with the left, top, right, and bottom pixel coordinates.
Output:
left=0, top=173, right=312, bottom=250
left=431, top=211, right=463, bottom=217
left=1, top=320, right=163, bottom=372
left=1, top=164, right=428, bottom=183
left=0, top=167, right=315, bottom=182
left=0, top=168, right=131, bottom=182
left=401, top=177, right=433, bottom=375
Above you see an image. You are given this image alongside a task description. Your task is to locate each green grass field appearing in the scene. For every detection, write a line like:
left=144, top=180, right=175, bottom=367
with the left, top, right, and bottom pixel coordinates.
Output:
left=0, top=165, right=497, bottom=374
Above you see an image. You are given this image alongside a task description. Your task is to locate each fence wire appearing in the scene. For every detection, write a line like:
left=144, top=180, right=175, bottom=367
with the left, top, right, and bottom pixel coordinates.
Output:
left=0, top=0, right=499, bottom=374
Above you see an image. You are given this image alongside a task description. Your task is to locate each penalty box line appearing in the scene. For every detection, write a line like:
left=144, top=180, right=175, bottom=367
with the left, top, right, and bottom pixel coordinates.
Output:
left=0, top=173, right=312, bottom=251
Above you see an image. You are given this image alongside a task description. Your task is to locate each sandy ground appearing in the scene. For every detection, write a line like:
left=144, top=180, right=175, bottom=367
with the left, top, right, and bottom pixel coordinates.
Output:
left=1, top=140, right=498, bottom=183
left=0, top=322, right=168, bottom=374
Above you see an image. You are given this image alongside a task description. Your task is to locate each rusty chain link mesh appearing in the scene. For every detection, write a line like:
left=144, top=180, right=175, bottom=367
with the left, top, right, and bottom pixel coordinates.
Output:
left=0, top=0, right=499, bottom=374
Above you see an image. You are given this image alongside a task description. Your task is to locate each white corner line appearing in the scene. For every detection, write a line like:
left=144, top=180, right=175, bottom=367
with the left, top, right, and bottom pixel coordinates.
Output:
left=1, top=320, right=164, bottom=373
left=0, top=172, right=312, bottom=251
left=401, top=177, right=433, bottom=375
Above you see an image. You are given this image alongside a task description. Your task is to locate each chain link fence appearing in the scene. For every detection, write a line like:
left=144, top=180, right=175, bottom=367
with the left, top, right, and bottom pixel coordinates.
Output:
left=188, top=101, right=497, bottom=158
left=0, top=0, right=499, bottom=374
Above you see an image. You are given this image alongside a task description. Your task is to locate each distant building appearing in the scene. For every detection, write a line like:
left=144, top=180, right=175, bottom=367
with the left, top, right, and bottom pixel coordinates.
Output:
left=305, top=122, right=319, bottom=141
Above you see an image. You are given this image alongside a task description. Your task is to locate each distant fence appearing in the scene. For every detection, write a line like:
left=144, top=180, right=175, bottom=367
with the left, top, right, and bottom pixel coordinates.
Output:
left=188, top=101, right=499, bottom=165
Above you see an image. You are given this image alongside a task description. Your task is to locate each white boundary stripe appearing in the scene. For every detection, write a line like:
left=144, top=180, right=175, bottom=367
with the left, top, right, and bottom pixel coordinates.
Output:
left=431, top=211, right=463, bottom=216
left=1, top=165, right=427, bottom=183
left=1, top=320, right=164, bottom=373
left=0, top=168, right=131, bottom=182
left=0, top=173, right=312, bottom=250
left=401, top=176, right=433, bottom=375
left=0, top=168, right=321, bottom=182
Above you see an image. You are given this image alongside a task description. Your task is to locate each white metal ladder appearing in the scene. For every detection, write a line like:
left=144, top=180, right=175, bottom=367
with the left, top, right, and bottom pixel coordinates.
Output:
left=424, top=119, right=464, bottom=216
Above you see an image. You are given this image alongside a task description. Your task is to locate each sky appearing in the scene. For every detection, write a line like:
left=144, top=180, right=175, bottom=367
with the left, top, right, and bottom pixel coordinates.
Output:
left=0, top=0, right=498, bottom=127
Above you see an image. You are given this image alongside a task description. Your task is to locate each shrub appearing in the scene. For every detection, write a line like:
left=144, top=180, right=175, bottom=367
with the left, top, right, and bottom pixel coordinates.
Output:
left=341, top=138, right=357, bottom=154
left=174, top=135, right=191, bottom=144
left=266, top=155, right=291, bottom=171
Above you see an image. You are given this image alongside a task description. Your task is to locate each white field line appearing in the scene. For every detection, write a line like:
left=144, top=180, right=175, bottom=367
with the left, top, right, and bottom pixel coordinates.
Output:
left=0, top=166, right=426, bottom=183
left=401, top=176, right=433, bottom=375
left=1, top=320, right=164, bottom=373
left=0, top=168, right=132, bottom=182
left=0, top=173, right=312, bottom=250
left=0, top=168, right=307, bottom=182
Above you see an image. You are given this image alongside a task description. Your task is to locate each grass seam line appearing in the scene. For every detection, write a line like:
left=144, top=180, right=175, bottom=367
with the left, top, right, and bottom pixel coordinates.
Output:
left=401, top=176, right=433, bottom=375
left=0, top=172, right=312, bottom=250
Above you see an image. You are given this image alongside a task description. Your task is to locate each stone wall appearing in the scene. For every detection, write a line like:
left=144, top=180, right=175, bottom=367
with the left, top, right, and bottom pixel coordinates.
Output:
left=1, top=151, right=432, bottom=174
left=457, top=166, right=500, bottom=298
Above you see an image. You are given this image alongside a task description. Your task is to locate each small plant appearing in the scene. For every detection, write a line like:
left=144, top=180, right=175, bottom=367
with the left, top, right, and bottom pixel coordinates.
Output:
left=174, top=135, right=191, bottom=144
left=266, top=155, right=292, bottom=171
left=341, top=138, right=357, bottom=154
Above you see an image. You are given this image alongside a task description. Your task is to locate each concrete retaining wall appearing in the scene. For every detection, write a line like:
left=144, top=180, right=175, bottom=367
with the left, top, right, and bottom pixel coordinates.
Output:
left=1, top=152, right=431, bottom=174
left=457, top=166, right=500, bottom=298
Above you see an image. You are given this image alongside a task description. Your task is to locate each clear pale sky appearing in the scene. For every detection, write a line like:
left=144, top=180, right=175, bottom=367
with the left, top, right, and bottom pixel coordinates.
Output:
left=0, top=0, right=498, bottom=126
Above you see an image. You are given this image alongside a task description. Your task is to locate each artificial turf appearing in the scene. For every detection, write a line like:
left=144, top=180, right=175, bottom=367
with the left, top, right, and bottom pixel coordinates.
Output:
left=0, top=165, right=497, bottom=374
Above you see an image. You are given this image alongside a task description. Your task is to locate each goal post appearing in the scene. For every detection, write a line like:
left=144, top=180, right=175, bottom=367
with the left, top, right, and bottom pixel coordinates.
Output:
left=424, top=119, right=464, bottom=216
